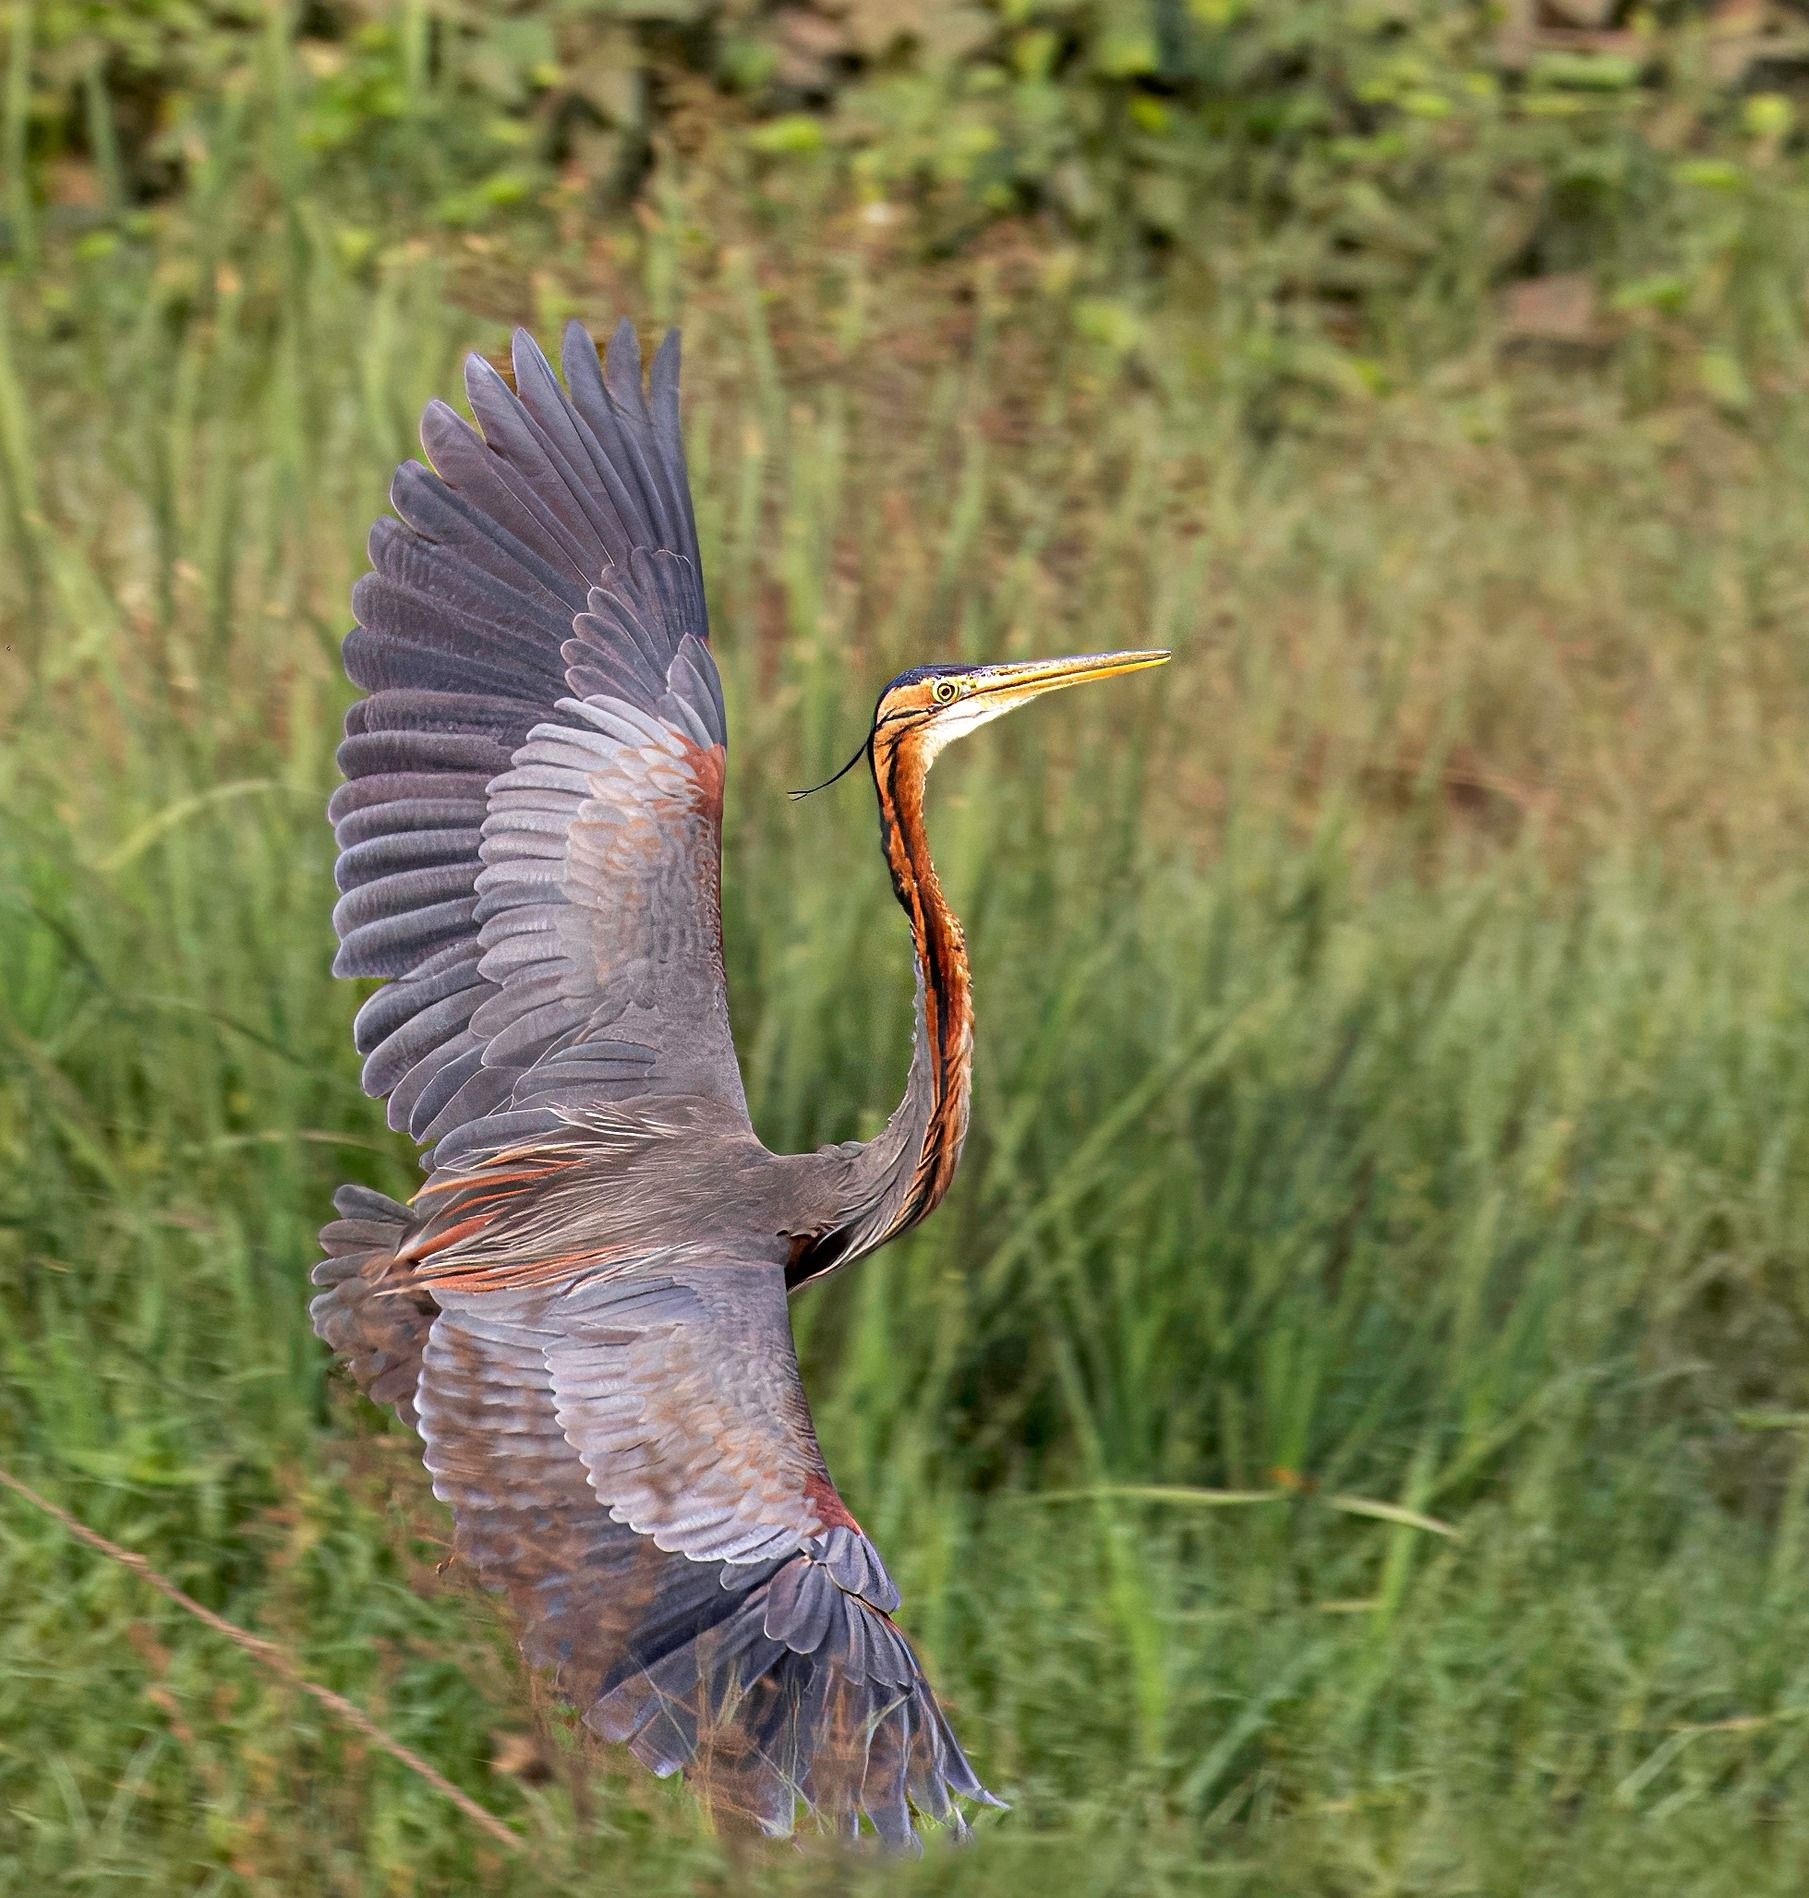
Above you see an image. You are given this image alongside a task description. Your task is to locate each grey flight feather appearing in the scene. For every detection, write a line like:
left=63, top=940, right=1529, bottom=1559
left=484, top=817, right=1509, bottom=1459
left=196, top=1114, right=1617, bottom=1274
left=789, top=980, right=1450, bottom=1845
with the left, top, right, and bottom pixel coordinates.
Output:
left=329, top=318, right=742, bottom=1166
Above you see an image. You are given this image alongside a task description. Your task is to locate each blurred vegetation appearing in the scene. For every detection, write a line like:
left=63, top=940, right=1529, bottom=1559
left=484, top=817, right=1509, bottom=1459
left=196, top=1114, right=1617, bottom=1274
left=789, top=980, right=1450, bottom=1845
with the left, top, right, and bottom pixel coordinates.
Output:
left=9, top=1, right=1809, bottom=1894
left=13, top=0, right=1809, bottom=398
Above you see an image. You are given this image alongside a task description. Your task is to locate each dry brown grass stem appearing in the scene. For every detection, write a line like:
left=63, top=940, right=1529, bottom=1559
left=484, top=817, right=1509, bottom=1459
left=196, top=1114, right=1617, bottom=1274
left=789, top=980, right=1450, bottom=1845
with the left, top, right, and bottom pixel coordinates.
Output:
left=0, top=1462, right=526, bottom=1858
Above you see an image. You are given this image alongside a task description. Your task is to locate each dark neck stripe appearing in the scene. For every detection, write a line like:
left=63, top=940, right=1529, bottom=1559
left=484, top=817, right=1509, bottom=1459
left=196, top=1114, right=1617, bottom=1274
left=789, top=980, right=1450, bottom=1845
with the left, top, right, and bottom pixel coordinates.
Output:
left=873, top=733, right=973, bottom=1238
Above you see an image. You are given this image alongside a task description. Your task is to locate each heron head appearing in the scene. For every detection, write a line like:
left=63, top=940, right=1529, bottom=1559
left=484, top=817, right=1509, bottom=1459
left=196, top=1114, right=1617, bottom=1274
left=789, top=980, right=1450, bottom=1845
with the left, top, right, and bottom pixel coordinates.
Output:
left=792, top=650, right=1170, bottom=797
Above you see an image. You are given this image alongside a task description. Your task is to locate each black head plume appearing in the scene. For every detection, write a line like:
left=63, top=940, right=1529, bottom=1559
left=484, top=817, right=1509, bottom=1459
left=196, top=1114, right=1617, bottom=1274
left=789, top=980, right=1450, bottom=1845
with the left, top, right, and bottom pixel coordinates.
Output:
left=789, top=733, right=871, bottom=801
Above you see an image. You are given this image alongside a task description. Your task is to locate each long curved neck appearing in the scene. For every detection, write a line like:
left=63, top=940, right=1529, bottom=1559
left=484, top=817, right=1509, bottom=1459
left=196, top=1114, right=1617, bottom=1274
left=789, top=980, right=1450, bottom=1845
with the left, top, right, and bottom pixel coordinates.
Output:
left=794, top=729, right=974, bottom=1283
left=874, top=729, right=975, bottom=1225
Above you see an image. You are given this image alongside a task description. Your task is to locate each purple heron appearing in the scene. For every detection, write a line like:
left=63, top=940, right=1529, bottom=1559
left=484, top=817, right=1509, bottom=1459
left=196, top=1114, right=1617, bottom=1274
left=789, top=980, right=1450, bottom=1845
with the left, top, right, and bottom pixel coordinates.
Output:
left=312, top=320, right=1168, bottom=1846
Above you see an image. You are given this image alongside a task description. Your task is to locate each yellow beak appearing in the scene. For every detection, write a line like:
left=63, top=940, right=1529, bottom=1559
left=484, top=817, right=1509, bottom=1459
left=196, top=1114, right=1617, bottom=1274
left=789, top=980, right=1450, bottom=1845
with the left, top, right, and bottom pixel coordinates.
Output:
left=969, top=649, right=1171, bottom=704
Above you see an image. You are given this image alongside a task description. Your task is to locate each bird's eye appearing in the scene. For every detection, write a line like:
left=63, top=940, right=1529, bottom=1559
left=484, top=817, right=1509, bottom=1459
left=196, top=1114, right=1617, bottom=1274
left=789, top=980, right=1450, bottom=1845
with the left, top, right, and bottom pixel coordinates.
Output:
left=932, top=678, right=961, bottom=705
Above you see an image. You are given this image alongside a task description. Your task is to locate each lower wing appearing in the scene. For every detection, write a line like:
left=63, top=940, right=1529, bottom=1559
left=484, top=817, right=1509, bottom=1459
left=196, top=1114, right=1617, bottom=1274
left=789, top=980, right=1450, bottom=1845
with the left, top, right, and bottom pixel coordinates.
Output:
left=312, top=1207, right=995, bottom=1845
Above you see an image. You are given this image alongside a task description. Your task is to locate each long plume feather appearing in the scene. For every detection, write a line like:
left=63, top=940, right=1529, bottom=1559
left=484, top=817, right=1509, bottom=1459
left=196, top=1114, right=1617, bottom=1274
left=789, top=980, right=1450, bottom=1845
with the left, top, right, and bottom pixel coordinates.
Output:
left=790, top=734, right=871, bottom=800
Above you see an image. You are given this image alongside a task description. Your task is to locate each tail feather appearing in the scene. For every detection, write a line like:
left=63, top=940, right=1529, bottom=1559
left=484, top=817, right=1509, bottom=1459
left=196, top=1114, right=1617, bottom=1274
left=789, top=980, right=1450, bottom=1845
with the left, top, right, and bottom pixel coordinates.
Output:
left=311, top=1184, right=431, bottom=1430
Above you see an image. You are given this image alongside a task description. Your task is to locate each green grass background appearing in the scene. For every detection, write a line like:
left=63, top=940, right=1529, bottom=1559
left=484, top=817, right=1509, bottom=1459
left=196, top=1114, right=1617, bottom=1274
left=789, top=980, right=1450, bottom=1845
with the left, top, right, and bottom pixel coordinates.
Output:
left=10, top=8, right=1809, bottom=1895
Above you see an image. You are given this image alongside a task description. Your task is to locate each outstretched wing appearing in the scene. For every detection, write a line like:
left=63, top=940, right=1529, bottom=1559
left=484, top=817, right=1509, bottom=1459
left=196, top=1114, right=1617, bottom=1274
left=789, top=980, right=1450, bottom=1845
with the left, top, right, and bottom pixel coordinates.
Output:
left=330, top=320, right=745, bottom=1167
left=408, top=1250, right=995, bottom=1843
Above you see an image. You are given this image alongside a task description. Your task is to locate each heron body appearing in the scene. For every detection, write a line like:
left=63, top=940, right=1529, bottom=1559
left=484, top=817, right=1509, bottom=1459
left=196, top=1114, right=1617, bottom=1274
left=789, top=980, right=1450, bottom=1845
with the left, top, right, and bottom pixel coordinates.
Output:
left=313, top=319, right=1166, bottom=1846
